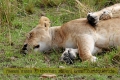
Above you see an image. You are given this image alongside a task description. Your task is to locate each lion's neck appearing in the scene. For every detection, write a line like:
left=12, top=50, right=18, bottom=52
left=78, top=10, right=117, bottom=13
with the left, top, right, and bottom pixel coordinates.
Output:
left=49, top=26, right=63, bottom=48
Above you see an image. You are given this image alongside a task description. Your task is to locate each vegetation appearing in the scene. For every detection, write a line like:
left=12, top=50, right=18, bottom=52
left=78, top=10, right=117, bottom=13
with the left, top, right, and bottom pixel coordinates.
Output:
left=0, top=0, right=120, bottom=79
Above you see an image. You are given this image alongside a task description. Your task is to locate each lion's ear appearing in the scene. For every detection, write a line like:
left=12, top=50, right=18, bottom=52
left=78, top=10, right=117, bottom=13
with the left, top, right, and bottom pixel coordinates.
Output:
left=39, top=16, right=50, bottom=28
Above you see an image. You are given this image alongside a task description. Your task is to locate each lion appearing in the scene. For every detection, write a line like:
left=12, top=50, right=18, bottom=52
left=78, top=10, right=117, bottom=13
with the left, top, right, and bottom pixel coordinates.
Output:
left=22, top=15, right=120, bottom=62
left=87, top=3, right=120, bottom=26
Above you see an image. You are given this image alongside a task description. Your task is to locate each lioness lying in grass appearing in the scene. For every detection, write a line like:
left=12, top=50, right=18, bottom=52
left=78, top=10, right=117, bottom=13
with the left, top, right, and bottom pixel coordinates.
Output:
left=22, top=4, right=120, bottom=62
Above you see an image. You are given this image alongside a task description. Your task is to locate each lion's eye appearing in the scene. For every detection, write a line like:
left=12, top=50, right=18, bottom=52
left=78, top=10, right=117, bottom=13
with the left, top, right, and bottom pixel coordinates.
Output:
left=24, top=44, right=27, bottom=47
left=33, top=45, right=40, bottom=49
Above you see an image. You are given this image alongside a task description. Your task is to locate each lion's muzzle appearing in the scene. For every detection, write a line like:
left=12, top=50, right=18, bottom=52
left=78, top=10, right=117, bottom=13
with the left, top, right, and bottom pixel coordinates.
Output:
left=21, top=44, right=28, bottom=55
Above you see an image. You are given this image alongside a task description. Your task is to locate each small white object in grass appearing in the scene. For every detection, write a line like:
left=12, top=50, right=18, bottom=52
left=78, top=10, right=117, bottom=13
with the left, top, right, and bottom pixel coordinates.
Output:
left=10, top=57, right=16, bottom=61
left=59, top=66, right=65, bottom=69
left=41, top=73, right=57, bottom=78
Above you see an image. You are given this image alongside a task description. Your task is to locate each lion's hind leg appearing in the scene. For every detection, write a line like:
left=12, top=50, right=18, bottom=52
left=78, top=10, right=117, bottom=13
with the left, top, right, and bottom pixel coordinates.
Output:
left=99, top=10, right=113, bottom=20
left=76, top=34, right=97, bottom=62
left=87, top=3, right=120, bottom=26
left=87, top=11, right=112, bottom=26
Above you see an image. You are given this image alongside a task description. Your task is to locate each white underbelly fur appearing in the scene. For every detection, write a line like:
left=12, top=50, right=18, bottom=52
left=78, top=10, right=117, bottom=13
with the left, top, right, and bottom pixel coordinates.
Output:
left=64, top=37, right=77, bottom=48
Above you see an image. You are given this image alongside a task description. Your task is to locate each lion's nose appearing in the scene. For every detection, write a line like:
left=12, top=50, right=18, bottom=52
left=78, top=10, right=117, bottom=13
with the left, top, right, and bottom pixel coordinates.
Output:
left=21, top=44, right=28, bottom=55
left=22, top=44, right=27, bottom=50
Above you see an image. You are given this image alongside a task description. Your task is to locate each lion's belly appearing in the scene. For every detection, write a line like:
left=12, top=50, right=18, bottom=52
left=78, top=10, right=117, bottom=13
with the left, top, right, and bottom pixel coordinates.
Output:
left=109, top=34, right=120, bottom=46
left=96, top=32, right=120, bottom=48
left=96, top=21, right=120, bottom=48
left=64, top=37, right=77, bottom=48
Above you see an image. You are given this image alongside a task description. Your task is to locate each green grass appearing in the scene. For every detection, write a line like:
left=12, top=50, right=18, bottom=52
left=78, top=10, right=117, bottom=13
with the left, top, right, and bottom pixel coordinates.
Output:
left=0, top=0, right=120, bottom=79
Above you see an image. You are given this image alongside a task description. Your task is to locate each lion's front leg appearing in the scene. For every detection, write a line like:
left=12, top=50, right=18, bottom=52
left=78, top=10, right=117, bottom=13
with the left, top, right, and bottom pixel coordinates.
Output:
left=76, top=34, right=97, bottom=62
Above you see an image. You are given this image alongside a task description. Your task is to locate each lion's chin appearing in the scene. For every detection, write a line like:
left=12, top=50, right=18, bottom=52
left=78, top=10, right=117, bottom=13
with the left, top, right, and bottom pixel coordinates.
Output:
left=37, top=42, right=51, bottom=52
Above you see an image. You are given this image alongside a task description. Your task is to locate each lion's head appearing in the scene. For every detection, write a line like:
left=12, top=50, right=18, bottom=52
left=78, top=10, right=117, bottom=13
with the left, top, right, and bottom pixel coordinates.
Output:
left=21, top=16, right=52, bottom=54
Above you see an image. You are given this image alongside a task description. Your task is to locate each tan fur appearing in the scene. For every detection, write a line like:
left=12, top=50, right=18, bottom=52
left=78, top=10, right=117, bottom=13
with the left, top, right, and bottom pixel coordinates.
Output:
left=23, top=16, right=120, bottom=62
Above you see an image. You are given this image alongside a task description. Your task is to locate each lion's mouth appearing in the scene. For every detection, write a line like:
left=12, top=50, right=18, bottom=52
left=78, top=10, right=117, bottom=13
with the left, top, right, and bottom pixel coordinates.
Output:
left=21, top=42, right=51, bottom=54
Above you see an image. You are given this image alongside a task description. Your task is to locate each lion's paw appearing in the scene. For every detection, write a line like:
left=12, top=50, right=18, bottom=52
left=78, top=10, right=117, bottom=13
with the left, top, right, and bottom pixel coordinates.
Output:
left=87, top=13, right=99, bottom=26
left=90, top=56, right=98, bottom=62
left=100, top=10, right=112, bottom=20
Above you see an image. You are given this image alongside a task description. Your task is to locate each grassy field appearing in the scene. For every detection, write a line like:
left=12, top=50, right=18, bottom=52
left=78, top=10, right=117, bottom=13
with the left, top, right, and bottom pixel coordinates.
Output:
left=0, top=0, right=120, bottom=79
